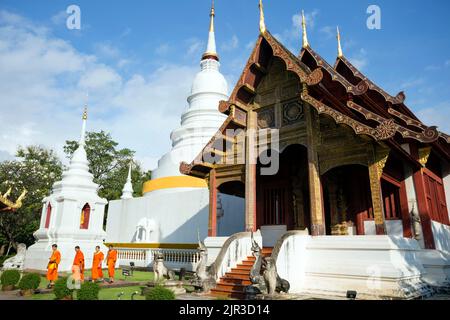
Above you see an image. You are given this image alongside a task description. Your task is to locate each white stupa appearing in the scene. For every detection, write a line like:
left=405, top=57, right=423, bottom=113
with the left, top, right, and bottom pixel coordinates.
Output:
left=106, top=3, right=245, bottom=246
left=24, top=108, right=107, bottom=272
left=150, top=3, right=227, bottom=180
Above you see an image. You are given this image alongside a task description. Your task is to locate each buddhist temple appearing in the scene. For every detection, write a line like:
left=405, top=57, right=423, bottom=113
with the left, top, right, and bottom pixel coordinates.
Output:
left=179, top=1, right=450, bottom=299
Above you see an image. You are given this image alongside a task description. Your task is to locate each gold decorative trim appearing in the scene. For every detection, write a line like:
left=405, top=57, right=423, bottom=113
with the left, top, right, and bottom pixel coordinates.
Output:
left=104, top=243, right=199, bottom=250
left=418, top=147, right=432, bottom=167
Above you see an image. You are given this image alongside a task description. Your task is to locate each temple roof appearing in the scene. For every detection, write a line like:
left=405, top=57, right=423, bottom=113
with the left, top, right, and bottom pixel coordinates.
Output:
left=0, top=188, right=27, bottom=212
left=180, top=20, right=450, bottom=178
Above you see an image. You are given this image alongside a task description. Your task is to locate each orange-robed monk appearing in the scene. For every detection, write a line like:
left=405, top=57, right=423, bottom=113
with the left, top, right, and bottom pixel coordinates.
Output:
left=47, top=244, right=61, bottom=288
left=91, top=246, right=104, bottom=282
left=72, top=246, right=85, bottom=282
left=106, top=245, right=118, bottom=283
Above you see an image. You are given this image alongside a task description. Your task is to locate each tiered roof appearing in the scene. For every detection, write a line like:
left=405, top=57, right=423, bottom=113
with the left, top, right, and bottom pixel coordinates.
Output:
left=181, top=3, right=450, bottom=178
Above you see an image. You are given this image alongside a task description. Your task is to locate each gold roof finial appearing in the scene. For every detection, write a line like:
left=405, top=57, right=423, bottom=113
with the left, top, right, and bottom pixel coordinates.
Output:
left=209, top=0, right=215, bottom=32
left=302, top=10, right=309, bottom=48
left=259, top=0, right=266, bottom=34
left=82, top=106, right=88, bottom=120
left=337, top=26, right=343, bottom=58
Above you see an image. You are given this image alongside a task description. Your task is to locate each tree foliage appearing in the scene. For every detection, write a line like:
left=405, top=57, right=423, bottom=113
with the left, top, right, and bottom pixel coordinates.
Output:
left=64, top=131, right=150, bottom=201
left=0, top=146, right=63, bottom=250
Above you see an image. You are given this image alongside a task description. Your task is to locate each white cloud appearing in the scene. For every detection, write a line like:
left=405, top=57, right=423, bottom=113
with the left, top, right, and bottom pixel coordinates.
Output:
left=400, top=77, right=425, bottom=90
left=221, top=35, right=239, bottom=51
left=94, top=42, right=120, bottom=59
left=51, top=10, right=67, bottom=26
left=155, top=43, right=170, bottom=56
left=349, top=48, right=368, bottom=70
left=319, top=26, right=334, bottom=40
left=417, top=102, right=450, bottom=133
left=0, top=10, right=199, bottom=171
left=186, top=38, right=204, bottom=57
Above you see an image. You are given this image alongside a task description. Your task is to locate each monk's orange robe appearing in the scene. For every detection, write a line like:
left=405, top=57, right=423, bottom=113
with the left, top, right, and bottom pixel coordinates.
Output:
left=91, top=251, right=104, bottom=280
left=106, top=249, right=118, bottom=278
left=46, top=250, right=61, bottom=281
left=72, top=251, right=85, bottom=281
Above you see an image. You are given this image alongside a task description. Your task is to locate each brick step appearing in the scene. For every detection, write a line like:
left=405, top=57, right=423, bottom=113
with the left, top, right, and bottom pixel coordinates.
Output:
left=216, top=282, right=247, bottom=291
left=210, top=288, right=246, bottom=300
left=241, top=260, right=255, bottom=266
left=225, top=271, right=251, bottom=280
left=220, top=277, right=252, bottom=286
left=247, top=256, right=256, bottom=261
left=231, top=267, right=251, bottom=273
left=236, top=264, right=253, bottom=270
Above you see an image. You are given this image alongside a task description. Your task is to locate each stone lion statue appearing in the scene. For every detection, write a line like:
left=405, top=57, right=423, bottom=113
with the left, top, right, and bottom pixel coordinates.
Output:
left=262, top=257, right=290, bottom=295
left=153, top=253, right=175, bottom=282
left=2, top=244, right=27, bottom=270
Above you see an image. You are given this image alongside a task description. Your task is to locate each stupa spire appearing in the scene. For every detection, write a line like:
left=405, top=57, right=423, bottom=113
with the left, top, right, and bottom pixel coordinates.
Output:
left=202, top=0, right=218, bottom=61
left=337, top=26, right=343, bottom=58
left=121, top=162, right=134, bottom=200
left=302, top=10, right=309, bottom=48
left=80, top=106, right=88, bottom=146
left=259, top=0, right=266, bottom=34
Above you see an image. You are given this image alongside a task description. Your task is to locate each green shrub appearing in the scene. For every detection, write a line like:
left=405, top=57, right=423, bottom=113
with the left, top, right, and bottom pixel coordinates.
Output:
left=77, top=282, right=100, bottom=300
left=18, top=273, right=41, bottom=291
left=1, top=270, right=21, bottom=288
left=53, top=277, right=73, bottom=300
left=145, top=286, right=175, bottom=300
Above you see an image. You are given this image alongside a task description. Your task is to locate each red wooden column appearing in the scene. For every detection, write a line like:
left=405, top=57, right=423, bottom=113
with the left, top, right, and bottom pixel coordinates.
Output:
left=245, top=110, right=258, bottom=232
left=412, top=169, right=436, bottom=249
left=410, top=145, right=435, bottom=249
left=208, top=169, right=218, bottom=237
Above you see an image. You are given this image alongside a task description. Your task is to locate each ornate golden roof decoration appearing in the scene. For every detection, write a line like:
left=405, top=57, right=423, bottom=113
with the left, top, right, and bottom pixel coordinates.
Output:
left=418, top=147, right=432, bottom=167
left=337, top=26, right=343, bottom=58
left=302, top=10, right=309, bottom=48
left=0, top=188, right=27, bottom=211
left=259, top=0, right=266, bottom=34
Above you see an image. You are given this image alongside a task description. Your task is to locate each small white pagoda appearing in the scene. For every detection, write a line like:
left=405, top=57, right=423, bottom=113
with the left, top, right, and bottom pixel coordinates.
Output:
left=24, top=108, right=108, bottom=272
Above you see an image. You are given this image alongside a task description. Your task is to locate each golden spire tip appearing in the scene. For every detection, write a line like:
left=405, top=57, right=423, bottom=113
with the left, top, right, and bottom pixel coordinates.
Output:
left=209, top=0, right=215, bottom=32
left=337, top=26, right=343, bottom=58
left=259, top=0, right=266, bottom=34
left=302, top=10, right=309, bottom=48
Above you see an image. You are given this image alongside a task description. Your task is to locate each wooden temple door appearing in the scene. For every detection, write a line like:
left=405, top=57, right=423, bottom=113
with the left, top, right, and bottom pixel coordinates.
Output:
left=257, top=180, right=294, bottom=229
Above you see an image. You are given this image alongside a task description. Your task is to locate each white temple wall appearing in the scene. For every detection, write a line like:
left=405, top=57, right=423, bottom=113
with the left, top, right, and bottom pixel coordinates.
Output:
left=217, top=194, right=245, bottom=237
left=431, top=221, right=450, bottom=253
left=363, top=220, right=403, bottom=237
left=107, top=189, right=243, bottom=244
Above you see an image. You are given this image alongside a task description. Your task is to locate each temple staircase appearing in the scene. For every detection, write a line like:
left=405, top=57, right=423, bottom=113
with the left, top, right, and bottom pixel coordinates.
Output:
left=210, top=247, right=273, bottom=299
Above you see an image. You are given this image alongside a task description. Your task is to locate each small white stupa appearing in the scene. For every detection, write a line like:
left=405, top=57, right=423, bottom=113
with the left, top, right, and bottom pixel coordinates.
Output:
left=121, top=162, right=134, bottom=200
left=24, top=107, right=108, bottom=272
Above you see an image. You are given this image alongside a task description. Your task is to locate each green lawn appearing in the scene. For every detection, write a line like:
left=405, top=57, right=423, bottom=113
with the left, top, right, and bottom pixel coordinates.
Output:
left=38, top=269, right=154, bottom=289
left=32, top=285, right=146, bottom=300
left=32, top=270, right=154, bottom=300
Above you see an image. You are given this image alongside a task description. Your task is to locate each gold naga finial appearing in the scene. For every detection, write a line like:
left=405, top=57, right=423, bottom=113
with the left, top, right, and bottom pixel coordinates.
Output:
left=337, top=26, right=343, bottom=58
left=259, top=0, right=266, bottom=34
left=209, top=0, right=215, bottom=32
left=2, top=187, right=12, bottom=199
left=302, top=10, right=309, bottom=48
left=16, top=189, right=27, bottom=204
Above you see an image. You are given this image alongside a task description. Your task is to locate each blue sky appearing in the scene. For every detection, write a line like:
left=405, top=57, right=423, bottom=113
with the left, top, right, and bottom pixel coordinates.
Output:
left=0, top=0, right=449, bottom=170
